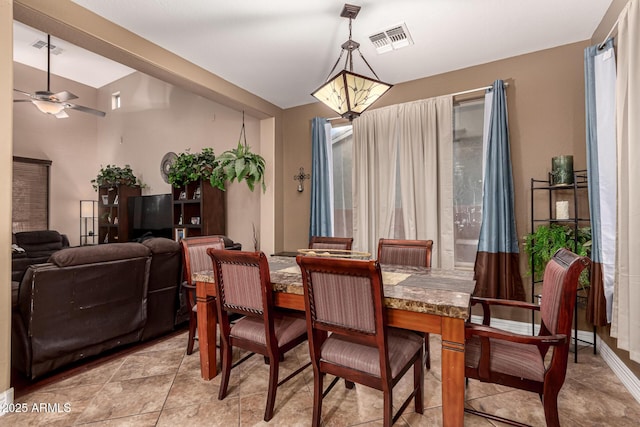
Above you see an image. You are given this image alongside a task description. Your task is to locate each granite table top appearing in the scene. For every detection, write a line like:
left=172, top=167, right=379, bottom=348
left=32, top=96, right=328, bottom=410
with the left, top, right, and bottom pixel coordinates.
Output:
left=193, top=256, right=475, bottom=320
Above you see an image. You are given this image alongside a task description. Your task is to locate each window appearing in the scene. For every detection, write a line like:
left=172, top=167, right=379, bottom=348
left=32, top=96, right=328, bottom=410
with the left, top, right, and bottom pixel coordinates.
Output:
left=111, top=92, right=121, bottom=110
left=331, top=125, right=353, bottom=237
left=329, top=97, right=485, bottom=268
left=13, top=157, right=51, bottom=232
left=453, top=99, right=485, bottom=267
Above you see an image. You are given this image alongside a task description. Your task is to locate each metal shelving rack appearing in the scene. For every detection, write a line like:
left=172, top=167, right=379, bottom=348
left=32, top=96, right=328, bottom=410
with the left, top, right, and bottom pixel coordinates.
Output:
left=530, top=170, right=595, bottom=362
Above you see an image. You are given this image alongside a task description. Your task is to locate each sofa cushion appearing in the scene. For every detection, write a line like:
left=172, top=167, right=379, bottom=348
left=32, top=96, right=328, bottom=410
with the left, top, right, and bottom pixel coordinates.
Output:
left=142, top=237, right=180, bottom=254
left=15, top=230, right=67, bottom=257
left=49, top=243, right=151, bottom=267
left=27, top=242, right=66, bottom=258
left=15, top=230, right=63, bottom=245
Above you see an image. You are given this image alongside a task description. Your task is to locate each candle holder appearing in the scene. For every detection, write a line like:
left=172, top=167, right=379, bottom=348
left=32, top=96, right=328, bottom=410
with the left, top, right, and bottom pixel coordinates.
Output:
left=550, top=155, right=574, bottom=186
left=556, top=201, right=569, bottom=220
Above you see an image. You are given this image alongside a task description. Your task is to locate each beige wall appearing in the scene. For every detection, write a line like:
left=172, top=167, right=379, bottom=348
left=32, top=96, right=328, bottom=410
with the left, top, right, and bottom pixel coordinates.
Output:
left=1, top=0, right=14, bottom=400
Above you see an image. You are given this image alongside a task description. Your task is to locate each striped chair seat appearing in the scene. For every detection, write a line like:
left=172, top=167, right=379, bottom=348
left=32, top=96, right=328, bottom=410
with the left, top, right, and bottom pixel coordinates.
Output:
left=231, top=314, right=307, bottom=347
left=321, top=328, right=424, bottom=378
left=465, top=336, right=545, bottom=382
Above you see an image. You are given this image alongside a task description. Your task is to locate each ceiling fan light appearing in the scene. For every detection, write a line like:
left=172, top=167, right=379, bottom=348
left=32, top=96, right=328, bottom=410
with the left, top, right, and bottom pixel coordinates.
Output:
left=312, top=70, right=392, bottom=121
left=33, top=100, right=65, bottom=115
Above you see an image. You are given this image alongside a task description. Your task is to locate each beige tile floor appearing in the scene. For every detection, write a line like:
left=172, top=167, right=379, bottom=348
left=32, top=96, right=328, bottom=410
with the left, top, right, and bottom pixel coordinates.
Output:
left=3, top=330, right=640, bottom=426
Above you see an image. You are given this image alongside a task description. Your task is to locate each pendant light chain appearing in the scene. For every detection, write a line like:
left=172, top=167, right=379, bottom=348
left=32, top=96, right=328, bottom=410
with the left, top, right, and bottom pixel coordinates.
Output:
left=348, top=17, right=353, bottom=72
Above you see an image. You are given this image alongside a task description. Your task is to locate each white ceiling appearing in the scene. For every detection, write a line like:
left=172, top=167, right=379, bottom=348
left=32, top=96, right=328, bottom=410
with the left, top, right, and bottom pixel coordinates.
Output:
left=13, top=21, right=136, bottom=90
left=15, top=0, right=613, bottom=109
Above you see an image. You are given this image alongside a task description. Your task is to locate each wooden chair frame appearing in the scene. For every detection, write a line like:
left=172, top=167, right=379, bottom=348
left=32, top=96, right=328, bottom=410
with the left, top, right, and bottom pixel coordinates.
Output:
left=464, top=248, right=590, bottom=427
left=297, top=255, right=424, bottom=427
left=309, top=236, right=353, bottom=250
left=208, top=250, right=309, bottom=422
left=377, top=238, right=433, bottom=268
left=377, top=238, right=434, bottom=369
left=180, top=235, right=225, bottom=355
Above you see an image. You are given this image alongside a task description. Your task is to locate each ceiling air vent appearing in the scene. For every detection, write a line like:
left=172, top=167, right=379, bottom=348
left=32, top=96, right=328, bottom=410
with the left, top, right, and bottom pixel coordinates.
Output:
left=368, top=23, right=413, bottom=54
left=31, top=39, right=63, bottom=55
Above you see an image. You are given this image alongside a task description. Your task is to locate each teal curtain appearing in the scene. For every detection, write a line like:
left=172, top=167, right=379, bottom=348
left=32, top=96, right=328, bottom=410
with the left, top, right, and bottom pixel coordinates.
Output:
left=473, top=80, right=525, bottom=300
left=309, top=117, right=333, bottom=239
left=584, top=39, right=616, bottom=326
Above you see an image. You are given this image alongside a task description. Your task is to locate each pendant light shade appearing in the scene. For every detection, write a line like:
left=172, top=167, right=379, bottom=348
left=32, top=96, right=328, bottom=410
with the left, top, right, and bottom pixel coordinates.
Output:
left=312, top=4, right=392, bottom=121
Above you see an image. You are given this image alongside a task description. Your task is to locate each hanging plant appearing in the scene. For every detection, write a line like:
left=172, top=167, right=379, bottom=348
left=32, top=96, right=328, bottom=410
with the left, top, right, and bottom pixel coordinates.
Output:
left=213, top=112, right=266, bottom=193
left=92, top=164, right=142, bottom=190
left=167, top=147, right=224, bottom=189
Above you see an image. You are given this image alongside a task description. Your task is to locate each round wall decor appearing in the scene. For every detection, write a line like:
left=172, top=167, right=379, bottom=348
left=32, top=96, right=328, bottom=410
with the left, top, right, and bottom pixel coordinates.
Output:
left=160, top=152, right=177, bottom=184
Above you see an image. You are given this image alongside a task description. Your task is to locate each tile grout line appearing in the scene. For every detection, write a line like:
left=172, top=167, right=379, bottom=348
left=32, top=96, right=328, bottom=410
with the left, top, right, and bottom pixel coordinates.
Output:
left=153, top=347, right=189, bottom=426
left=72, top=356, right=128, bottom=426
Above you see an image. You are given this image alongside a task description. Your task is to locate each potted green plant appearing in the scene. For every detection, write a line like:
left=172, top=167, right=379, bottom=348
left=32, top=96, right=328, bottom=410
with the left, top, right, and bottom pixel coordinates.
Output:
left=167, top=148, right=224, bottom=189
left=523, top=224, right=591, bottom=285
left=91, top=164, right=142, bottom=190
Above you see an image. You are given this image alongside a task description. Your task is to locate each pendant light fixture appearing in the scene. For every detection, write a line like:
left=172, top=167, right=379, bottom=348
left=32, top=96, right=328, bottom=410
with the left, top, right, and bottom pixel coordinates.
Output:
left=312, top=4, right=393, bottom=121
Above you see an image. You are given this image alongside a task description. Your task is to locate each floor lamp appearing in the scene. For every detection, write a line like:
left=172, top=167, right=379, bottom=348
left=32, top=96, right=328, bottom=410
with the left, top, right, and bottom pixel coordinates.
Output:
left=80, top=200, right=97, bottom=245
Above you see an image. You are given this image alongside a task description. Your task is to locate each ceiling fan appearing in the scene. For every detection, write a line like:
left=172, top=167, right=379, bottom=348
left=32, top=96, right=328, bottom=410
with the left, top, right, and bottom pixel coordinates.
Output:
left=13, top=35, right=106, bottom=119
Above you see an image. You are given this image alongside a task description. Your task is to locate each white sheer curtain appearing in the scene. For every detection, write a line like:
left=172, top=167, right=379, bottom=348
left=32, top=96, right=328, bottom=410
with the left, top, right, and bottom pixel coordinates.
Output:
left=613, top=0, right=640, bottom=363
left=352, top=106, right=399, bottom=256
left=352, top=96, right=453, bottom=265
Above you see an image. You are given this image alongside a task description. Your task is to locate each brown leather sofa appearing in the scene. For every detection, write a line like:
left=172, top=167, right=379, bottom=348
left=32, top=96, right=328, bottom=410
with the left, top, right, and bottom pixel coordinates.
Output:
left=11, top=238, right=183, bottom=379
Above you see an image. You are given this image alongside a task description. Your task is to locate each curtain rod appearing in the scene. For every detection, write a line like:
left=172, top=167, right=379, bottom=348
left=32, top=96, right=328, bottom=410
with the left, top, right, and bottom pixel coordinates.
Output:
left=325, top=81, right=509, bottom=120
left=451, top=82, right=509, bottom=97
left=598, top=18, right=619, bottom=49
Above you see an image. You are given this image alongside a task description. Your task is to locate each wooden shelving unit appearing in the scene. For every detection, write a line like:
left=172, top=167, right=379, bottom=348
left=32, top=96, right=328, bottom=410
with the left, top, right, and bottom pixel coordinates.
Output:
left=171, top=180, right=225, bottom=239
left=98, top=185, right=141, bottom=244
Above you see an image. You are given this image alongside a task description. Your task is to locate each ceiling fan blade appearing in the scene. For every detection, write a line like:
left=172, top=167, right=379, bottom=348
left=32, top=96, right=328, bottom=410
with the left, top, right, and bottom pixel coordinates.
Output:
left=66, top=103, right=106, bottom=117
left=13, top=88, right=33, bottom=98
left=55, top=110, right=69, bottom=119
left=51, top=91, right=78, bottom=102
left=13, top=99, right=32, bottom=103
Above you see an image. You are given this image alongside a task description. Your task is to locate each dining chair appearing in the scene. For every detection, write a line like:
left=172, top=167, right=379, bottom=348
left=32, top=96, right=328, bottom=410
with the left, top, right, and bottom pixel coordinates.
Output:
left=180, top=235, right=225, bottom=355
left=377, top=238, right=434, bottom=369
left=377, top=238, right=433, bottom=268
left=207, top=249, right=310, bottom=422
left=297, top=255, right=425, bottom=427
left=464, top=248, right=590, bottom=427
left=308, top=236, right=353, bottom=250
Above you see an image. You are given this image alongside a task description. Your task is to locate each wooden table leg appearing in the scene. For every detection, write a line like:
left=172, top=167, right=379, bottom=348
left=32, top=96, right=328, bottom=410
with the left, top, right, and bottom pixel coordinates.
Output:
left=196, top=281, right=217, bottom=380
left=440, top=316, right=465, bottom=427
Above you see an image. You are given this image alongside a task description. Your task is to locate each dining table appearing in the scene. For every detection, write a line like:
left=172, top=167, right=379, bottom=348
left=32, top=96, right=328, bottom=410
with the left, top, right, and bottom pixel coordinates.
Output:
left=194, top=255, right=475, bottom=427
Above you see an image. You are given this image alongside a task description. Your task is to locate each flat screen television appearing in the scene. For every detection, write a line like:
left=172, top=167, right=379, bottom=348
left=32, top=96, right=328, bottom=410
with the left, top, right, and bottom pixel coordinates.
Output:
left=128, top=194, right=173, bottom=240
